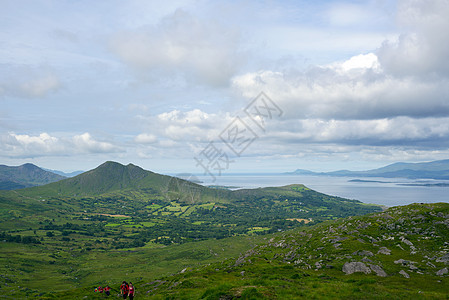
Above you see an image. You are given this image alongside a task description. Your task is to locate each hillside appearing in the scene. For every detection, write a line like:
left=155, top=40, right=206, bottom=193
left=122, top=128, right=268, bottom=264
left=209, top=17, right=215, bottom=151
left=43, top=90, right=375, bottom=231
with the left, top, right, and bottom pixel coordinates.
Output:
left=289, top=159, right=449, bottom=179
left=141, top=203, right=449, bottom=299
left=0, top=163, right=66, bottom=190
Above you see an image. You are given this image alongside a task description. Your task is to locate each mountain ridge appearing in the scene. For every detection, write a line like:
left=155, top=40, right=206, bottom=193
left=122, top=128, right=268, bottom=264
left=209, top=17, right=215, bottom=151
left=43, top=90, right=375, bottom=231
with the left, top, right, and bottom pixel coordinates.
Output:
left=288, top=159, right=449, bottom=179
left=0, top=163, right=66, bottom=190
left=25, top=161, right=181, bottom=197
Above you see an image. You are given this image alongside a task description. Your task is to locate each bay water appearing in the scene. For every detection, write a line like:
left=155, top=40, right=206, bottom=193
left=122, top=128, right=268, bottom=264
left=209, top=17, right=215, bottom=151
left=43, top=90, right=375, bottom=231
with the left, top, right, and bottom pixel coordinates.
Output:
left=194, top=174, right=449, bottom=207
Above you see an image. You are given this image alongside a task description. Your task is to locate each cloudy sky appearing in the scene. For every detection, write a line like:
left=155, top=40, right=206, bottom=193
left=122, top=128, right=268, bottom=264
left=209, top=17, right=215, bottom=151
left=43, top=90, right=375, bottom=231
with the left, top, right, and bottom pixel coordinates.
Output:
left=1, top=0, right=449, bottom=177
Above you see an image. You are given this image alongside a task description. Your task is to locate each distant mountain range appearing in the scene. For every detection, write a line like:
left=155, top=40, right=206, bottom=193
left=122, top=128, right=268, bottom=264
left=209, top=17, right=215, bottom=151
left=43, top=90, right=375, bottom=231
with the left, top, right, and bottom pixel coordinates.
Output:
left=43, top=168, right=84, bottom=178
left=0, top=163, right=66, bottom=190
left=287, top=159, right=449, bottom=180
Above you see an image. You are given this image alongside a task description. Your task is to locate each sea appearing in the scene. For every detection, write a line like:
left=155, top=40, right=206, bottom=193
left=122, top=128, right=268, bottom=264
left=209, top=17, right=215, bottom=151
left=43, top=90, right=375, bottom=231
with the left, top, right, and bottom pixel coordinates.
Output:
left=191, top=174, right=449, bottom=207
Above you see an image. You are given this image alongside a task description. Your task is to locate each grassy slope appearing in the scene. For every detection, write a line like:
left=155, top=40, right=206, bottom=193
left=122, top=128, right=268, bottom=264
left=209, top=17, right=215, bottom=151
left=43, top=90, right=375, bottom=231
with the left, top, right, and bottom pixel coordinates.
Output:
left=0, top=235, right=265, bottom=298
left=140, top=203, right=449, bottom=299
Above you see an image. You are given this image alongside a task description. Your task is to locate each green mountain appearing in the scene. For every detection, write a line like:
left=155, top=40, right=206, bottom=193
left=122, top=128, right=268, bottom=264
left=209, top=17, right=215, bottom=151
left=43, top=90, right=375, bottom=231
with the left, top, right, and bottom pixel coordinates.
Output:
left=289, top=159, right=449, bottom=179
left=0, top=163, right=66, bottom=190
left=143, top=203, right=449, bottom=299
left=21, top=161, right=214, bottom=199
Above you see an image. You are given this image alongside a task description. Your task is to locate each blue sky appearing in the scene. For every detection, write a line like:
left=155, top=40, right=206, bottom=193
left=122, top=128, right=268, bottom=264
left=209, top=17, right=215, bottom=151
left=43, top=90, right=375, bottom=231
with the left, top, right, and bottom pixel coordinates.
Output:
left=1, top=0, right=449, bottom=176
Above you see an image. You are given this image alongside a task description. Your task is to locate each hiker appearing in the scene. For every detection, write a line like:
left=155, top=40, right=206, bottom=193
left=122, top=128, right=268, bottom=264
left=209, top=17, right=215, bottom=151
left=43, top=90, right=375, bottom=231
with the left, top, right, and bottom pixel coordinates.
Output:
left=128, top=282, right=135, bottom=300
left=120, top=281, right=129, bottom=299
left=104, top=285, right=111, bottom=296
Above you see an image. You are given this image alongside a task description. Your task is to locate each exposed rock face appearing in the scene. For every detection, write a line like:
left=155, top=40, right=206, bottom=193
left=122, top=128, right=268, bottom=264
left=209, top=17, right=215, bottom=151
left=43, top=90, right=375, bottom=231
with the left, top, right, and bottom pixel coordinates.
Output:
left=400, top=237, right=413, bottom=246
left=436, top=254, right=449, bottom=263
left=436, top=268, right=448, bottom=276
left=342, top=262, right=371, bottom=275
left=369, top=264, right=387, bottom=277
left=377, top=247, right=391, bottom=255
left=399, top=270, right=410, bottom=278
left=353, top=250, right=374, bottom=257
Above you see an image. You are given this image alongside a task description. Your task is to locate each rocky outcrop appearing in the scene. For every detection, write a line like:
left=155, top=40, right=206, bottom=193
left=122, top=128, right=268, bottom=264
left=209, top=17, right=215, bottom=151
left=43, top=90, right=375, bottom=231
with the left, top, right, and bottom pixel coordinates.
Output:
left=342, top=262, right=371, bottom=275
left=436, top=268, right=448, bottom=276
left=377, top=247, right=391, bottom=255
left=399, top=270, right=410, bottom=278
left=369, top=264, right=387, bottom=277
left=436, top=254, right=449, bottom=263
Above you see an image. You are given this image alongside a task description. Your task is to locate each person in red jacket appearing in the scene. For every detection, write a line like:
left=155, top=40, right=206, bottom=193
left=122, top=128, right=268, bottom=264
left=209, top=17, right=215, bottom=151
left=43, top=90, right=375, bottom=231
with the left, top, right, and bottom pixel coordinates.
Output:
left=120, top=281, right=129, bottom=299
left=128, top=282, right=135, bottom=300
left=104, top=285, right=111, bottom=296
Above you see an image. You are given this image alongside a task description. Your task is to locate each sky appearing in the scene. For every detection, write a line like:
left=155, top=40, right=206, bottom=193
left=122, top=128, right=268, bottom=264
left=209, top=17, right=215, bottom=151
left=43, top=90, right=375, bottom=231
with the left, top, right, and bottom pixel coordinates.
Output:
left=1, top=0, right=449, bottom=177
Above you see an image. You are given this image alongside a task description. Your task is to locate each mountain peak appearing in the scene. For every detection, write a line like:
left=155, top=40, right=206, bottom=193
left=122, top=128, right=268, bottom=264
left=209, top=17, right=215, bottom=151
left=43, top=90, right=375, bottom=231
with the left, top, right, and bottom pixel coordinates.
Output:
left=33, top=161, right=164, bottom=196
left=0, top=163, right=65, bottom=190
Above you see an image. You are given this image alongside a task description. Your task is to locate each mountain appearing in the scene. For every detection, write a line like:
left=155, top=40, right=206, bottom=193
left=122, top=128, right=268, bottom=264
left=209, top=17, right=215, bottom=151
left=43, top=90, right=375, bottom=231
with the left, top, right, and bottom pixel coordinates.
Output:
left=288, top=159, right=449, bottom=179
left=144, top=202, right=449, bottom=299
left=44, top=168, right=84, bottom=177
left=0, top=163, right=66, bottom=190
left=23, top=161, right=215, bottom=202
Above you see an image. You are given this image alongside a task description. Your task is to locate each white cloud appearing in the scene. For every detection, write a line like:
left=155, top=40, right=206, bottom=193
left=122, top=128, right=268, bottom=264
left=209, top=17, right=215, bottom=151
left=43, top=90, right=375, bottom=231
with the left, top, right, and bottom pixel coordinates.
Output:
left=232, top=55, right=449, bottom=120
left=377, top=0, right=449, bottom=77
left=135, top=133, right=157, bottom=144
left=334, top=53, right=381, bottom=73
left=154, top=109, right=231, bottom=142
left=0, top=132, right=122, bottom=158
left=265, top=117, right=449, bottom=146
left=110, top=9, right=244, bottom=86
left=72, top=133, right=120, bottom=153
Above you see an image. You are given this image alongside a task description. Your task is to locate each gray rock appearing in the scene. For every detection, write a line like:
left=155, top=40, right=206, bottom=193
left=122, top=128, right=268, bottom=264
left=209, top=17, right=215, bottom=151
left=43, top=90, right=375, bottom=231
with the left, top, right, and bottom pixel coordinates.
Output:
left=436, top=268, right=448, bottom=276
left=377, top=247, right=391, bottom=255
left=399, top=270, right=410, bottom=278
left=353, top=250, right=374, bottom=257
left=394, top=259, right=415, bottom=266
left=369, top=264, right=387, bottom=277
left=330, top=237, right=348, bottom=243
left=342, top=262, right=371, bottom=275
left=359, top=250, right=374, bottom=257
left=400, top=237, right=413, bottom=246
left=436, top=254, right=449, bottom=263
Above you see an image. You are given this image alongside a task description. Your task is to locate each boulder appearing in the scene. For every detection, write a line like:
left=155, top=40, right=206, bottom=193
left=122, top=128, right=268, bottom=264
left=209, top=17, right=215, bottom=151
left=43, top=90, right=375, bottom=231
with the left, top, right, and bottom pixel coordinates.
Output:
left=353, top=250, right=374, bottom=257
left=436, top=268, right=448, bottom=276
left=342, top=262, right=371, bottom=275
left=399, top=270, right=410, bottom=278
left=377, top=247, right=391, bottom=255
left=369, top=264, right=387, bottom=277
left=436, top=254, right=449, bottom=263
left=400, top=237, right=413, bottom=246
